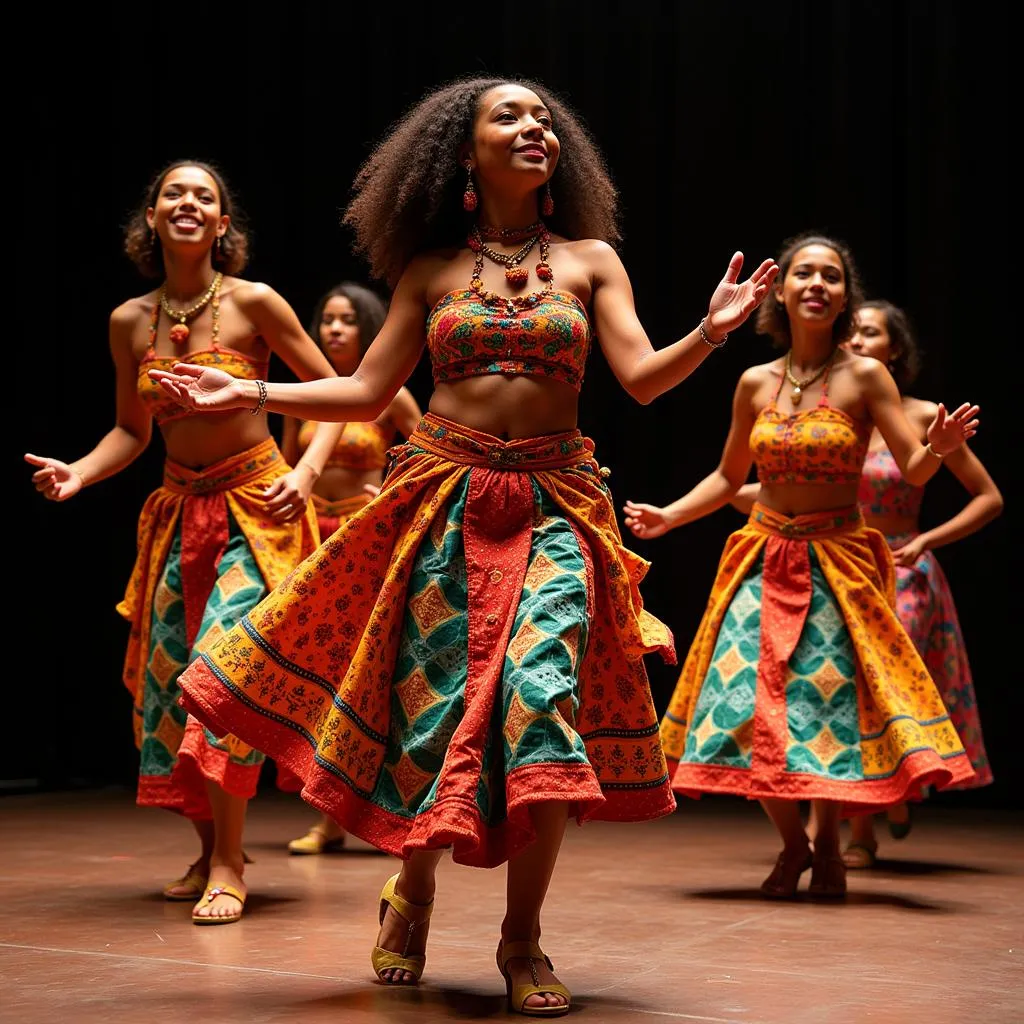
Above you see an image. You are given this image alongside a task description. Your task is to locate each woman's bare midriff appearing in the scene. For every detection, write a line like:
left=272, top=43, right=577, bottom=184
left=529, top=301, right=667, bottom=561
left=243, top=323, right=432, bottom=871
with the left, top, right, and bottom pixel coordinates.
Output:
left=863, top=513, right=919, bottom=535
left=755, top=482, right=862, bottom=518
left=159, top=413, right=274, bottom=469
left=315, top=465, right=385, bottom=502
left=428, top=376, right=581, bottom=439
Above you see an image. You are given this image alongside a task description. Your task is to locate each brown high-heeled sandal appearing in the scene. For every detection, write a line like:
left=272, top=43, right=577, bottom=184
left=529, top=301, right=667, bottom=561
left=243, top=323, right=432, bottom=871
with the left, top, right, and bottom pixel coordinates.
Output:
left=809, top=853, right=848, bottom=897
left=760, top=848, right=813, bottom=899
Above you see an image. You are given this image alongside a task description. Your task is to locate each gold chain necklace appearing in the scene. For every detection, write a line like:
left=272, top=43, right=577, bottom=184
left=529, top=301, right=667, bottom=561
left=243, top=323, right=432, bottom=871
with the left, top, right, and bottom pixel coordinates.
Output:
left=160, top=272, right=223, bottom=345
left=784, top=349, right=836, bottom=405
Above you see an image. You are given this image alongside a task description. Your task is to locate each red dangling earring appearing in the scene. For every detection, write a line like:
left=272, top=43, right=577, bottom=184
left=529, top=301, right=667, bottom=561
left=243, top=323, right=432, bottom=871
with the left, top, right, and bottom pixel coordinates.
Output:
left=542, top=182, right=554, bottom=217
left=463, top=165, right=478, bottom=212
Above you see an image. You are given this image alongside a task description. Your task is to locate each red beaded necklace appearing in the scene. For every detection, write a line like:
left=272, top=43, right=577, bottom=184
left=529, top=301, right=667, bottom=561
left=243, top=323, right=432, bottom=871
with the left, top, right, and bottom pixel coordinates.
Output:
left=468, top=224, right=554, bottom=314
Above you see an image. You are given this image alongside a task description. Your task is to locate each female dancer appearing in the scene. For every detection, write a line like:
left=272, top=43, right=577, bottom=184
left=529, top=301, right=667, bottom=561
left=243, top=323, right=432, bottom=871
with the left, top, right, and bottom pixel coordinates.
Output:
left=283, top=281, right=421, bottom=856
left=727, top=299, right=1003, bottom=864
left=624, top=233, right=979, bottom=900
left=25, top=160, right=342, bottom=924
left=839, top=300, right=1001, bottom=865
left=150, top=78, right=777, bottom=1015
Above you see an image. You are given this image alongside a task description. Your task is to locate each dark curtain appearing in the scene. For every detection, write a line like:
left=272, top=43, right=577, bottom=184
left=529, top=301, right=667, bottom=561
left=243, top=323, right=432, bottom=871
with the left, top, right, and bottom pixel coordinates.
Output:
left=13, top=2, right=1017, bottom=807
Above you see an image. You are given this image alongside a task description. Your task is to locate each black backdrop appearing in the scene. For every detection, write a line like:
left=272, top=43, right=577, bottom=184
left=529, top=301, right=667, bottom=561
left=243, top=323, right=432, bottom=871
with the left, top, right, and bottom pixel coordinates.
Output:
left=13, top=2, right=1019, bottom=808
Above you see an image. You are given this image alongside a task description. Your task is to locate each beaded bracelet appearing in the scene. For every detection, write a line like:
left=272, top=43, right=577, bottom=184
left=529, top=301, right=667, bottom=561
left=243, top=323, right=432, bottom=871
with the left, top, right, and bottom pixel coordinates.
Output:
left=698, top=318, right=728, bottom=349
left=251, top=379, right=268, bottom=415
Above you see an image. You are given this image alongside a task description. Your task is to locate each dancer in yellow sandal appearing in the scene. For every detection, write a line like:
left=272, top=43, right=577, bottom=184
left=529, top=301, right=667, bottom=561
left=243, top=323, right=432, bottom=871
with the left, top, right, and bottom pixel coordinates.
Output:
left=193, top=882, right=247, bottom=925
left=371, top=874, right=433, bottom=983
left=287, top=823, right=346, bottom=856
left=498, top=941, right=572, bottom=1018
left=162, top=76, right=774, bottom=1002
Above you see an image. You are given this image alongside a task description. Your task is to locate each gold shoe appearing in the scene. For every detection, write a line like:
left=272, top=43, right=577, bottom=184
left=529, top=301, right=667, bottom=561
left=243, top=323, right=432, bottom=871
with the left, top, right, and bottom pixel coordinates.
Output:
left=288, top=824, right=346, bottom=856
left=842, top=841, right=878, bottom=870
left=497, top=940, right=572, bottom=1018
left=370, top=873, right=433, bottom=984
left=192, top=883, right=247, bottom=925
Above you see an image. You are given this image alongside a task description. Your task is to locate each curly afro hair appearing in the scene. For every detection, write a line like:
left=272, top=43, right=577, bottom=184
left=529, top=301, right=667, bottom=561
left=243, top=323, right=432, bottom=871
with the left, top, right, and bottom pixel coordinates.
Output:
left=343, top=76, right=619, bottom=286
left=755, top=231, right=865, bottom=348
left=123, top=159, right=249, bottom=279
left=858, top=299, right=922, bottom=391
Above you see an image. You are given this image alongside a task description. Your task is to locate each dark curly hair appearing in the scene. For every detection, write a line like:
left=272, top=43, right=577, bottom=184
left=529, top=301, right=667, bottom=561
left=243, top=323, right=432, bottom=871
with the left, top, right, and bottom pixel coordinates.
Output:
left=756, top=231, right=864, bottom=348
left=858, top=299, right=922, bottom=391
left=343, top=76, right=619, bottom=286
left=123, top=159, right=249, bottom=279
left=310, top=281, right=388, bottom=358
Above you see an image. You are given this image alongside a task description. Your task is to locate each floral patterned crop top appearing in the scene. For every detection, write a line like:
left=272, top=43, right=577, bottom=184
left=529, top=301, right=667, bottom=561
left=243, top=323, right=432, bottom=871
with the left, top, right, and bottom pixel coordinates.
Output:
left=425, top=289, right=591, bottom=391
left=138, top=346, right=269, bottom=426
left=749, top=362, right=871, bottom=485
left=857, top=447, right=924, bottom=520
left=296, top=419, right=393, bottom=471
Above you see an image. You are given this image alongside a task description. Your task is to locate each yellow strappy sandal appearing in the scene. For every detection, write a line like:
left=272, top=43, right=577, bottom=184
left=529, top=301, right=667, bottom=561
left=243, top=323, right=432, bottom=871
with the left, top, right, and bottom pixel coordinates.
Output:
left=192, top=883, right=247, bottom=925
left=497, top=940, right=572, bottom=1018
left=163, top=851, right=253, bottom=901
left=287, top=824, right=346, bottom=855
left=370, top=873, right=433, bottom=984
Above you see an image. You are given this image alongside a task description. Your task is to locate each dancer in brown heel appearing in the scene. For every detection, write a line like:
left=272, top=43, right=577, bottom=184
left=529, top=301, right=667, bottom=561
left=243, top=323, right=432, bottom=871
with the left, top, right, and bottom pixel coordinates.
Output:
left=760, top=848, right=813, bottom=899
left=809, top=854, right=848, bottom=898
left=627, top=233, right=980, bottom=903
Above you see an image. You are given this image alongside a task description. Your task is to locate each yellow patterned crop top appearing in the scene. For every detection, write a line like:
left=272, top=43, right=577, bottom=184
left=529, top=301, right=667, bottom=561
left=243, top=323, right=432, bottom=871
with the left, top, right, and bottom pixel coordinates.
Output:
left=749, top=362, right=871, bottom=485
left=138, top=346, right=269, bottom=427
left=425, top=288, right=592, bottom=391
left=297, top=419, right=393, bottom=471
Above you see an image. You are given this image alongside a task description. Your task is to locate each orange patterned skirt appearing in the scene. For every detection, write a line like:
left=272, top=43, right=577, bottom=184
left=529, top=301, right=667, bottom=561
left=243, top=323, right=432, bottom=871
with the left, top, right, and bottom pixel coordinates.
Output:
left=117, top=438, right=320, bottom=816
left=178, top=414, right=677, bottom=865
left=661, top=503, right=975, bottom=806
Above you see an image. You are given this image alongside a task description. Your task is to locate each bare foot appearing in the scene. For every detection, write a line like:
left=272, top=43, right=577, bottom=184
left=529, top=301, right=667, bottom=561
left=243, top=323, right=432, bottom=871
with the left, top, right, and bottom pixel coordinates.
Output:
left=376, top=875, right=433, bottom=985
left=192, top=858, right=246, bottom=921
left=501, top=942, right=569, bottom=1011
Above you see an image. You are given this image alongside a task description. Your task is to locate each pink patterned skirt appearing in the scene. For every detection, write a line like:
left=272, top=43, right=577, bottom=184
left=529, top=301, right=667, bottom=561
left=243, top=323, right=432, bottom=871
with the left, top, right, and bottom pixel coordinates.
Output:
left=887, top=531, right=992, bottom=788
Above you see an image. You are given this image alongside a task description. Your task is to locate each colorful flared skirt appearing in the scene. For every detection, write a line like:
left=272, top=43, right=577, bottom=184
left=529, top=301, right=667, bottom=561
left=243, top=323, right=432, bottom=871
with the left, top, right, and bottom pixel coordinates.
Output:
left=116, top=438, right=319, bottom=818
left=887, top=531, right=991, bottom=788
left=179, top=413, right=677, bottom=866
left=661, top=503, right=975, bottom=805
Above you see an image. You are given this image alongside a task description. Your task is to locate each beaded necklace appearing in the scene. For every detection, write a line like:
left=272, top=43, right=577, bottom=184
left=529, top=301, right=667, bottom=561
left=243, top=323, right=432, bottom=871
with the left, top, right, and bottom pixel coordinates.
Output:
left=468, top=225, right=553, bottom=315
left=159, top=271, right=223, bottom=345
left=151, top=274, right=222, bottom=350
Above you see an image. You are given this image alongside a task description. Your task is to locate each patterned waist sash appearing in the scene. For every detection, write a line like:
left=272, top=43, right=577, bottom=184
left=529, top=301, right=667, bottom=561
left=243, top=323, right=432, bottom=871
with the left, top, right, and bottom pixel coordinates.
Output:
left=162, top=437, right=283, bottom=495
left=405, top=412, right=599, bottom=473
left=747, top=502, right=864, bottom=540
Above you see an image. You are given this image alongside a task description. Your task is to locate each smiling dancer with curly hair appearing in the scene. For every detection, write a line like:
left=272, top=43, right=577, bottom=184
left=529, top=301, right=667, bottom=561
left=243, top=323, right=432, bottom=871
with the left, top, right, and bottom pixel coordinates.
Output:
left=26, top=160, right=343, bottom=925
left=152, top=77, right=777, bottom=1014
